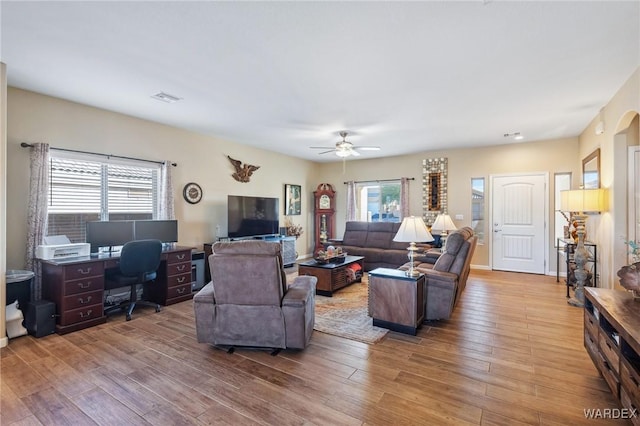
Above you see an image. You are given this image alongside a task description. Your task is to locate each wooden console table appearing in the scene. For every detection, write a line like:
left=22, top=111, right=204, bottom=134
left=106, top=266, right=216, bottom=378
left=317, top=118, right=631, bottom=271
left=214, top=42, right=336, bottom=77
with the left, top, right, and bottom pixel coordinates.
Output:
left=204, top=236, right=297, bottom=282
left=584, top=287, right=640, bottom=418
left=368, top=268, right=426, bottom=335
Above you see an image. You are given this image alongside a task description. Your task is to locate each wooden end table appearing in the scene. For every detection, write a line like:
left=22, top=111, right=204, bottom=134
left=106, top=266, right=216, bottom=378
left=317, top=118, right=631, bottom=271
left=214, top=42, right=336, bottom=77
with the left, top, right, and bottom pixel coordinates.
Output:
left=368, top=267, right=426, bottom=335
left=297, top=255, right=364, bottom=296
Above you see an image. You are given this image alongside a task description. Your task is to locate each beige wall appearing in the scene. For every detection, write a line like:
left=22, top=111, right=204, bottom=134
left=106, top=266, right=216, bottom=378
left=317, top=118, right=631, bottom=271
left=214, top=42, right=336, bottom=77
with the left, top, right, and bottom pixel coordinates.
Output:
left=6, top=87, right=582, bottom=276
left=579, top=67, right=640, bottom=289
left=1, top=63, right=7, bottom=347
left=6, top=88, right=321, bottom=269
left=316, top=138, right=580, bottom=270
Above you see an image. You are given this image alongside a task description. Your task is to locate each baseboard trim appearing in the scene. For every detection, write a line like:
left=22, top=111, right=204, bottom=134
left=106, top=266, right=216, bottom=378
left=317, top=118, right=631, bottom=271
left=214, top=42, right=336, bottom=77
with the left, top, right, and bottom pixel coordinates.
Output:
left=471, top=264, right=490, bottom=270
left=0, top=336, right=8, bottom=348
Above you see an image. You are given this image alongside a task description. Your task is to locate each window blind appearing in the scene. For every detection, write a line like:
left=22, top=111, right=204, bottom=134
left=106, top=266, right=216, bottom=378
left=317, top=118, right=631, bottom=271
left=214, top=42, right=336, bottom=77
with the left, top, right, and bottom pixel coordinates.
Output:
left=48, top=156, right=159, bottom=242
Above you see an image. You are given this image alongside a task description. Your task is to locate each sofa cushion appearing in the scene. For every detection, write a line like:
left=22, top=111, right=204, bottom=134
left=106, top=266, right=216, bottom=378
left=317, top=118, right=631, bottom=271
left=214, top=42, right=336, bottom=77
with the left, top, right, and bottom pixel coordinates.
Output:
left=433, top=231, right=470, bottom=275
left=365, top=222, right=397, bottom=249
left=342, top=222, right=369, bottom=246
left=383, top=249, right=411, bottom=266
left=353, top=247, right=386, bottom=263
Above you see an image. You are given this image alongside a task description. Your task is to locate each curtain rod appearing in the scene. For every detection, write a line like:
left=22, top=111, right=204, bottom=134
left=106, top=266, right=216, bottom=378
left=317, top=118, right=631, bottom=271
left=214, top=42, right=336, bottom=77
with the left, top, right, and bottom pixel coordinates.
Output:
left=20, top=143, right=177, bottom=167
left=344, top=177, right=415, bottom=184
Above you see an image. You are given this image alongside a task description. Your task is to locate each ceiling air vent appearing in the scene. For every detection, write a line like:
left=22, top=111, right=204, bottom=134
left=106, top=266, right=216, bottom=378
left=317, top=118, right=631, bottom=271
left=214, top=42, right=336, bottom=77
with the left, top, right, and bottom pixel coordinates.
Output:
left=151, top=92, right=182, bottom=104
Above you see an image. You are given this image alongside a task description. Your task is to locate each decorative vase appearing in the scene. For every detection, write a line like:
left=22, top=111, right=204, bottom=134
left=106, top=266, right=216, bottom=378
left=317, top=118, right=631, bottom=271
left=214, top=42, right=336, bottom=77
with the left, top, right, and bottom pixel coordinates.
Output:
left=617, top=262, right=640, bottom=299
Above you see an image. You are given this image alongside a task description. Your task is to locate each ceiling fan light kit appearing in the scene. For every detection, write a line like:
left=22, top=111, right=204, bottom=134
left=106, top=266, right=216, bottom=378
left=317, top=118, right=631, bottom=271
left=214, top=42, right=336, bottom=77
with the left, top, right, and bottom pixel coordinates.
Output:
left=309, top=130, right=380, bottom=158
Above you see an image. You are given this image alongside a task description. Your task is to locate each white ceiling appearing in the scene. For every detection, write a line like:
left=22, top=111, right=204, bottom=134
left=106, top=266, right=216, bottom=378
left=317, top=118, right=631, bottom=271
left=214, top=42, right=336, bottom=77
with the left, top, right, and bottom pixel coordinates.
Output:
left=1, top=1, right=639, bottom=162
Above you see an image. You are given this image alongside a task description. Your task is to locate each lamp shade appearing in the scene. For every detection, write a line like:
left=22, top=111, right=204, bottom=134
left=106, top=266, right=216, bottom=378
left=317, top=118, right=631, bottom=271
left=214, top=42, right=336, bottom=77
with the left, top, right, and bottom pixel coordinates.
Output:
left=431, top=214, right=457, bottom=232
left=560, top=188, right=607, bottom=213
left=393, top=216, right=434, bottom=243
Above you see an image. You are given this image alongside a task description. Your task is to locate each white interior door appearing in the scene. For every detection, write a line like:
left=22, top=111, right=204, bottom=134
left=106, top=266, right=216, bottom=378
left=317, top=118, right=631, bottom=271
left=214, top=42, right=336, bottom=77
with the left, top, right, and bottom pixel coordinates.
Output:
left=630, top=146, right=640, bottom=262
left=491, top=173, right=547, bottom=274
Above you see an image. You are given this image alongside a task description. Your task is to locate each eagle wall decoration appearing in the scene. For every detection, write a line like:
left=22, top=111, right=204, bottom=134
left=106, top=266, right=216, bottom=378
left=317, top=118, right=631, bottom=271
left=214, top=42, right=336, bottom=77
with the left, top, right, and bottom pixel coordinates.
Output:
left=227, top=155, right=260, bottom=183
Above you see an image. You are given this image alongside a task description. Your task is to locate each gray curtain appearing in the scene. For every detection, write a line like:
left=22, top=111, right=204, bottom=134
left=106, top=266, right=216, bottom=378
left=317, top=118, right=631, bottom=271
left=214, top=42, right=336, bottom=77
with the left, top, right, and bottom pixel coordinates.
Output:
left=159, top=160, right=175, bottom=220
left=346, top=181, right=356, bottom=221
left=25, top=143, right=50, bottom=300
left=400, top=177, right=410, bottom=219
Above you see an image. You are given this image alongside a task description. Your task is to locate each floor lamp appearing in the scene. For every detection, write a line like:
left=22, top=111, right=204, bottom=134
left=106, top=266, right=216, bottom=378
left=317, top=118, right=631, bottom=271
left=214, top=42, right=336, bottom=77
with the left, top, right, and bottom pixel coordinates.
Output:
left=560, top=188, right=606, bottom=307
left=393, top=216, right=434, bottom=277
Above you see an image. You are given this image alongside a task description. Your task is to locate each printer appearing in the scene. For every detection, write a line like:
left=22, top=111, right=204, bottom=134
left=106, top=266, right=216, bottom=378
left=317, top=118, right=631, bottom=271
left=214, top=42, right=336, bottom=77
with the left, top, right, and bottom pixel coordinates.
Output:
left=36, top=235, right=91, bottom=260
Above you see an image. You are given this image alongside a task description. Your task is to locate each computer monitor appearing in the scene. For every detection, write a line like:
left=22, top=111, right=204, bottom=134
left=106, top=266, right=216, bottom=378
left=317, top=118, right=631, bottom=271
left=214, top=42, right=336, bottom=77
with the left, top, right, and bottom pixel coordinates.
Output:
left=86, top=221, right=135, bottom=253
left=134, top=220, right=178, bottom=243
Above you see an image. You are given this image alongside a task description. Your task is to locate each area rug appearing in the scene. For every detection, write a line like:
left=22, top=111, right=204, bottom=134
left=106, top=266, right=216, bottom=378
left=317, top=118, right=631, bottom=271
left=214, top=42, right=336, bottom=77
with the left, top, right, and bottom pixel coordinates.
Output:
left=287, top=272, right=388, bottom=344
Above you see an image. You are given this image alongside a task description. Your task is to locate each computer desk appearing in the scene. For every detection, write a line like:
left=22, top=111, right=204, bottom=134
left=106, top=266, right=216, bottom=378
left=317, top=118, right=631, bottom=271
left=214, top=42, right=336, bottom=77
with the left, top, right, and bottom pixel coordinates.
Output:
left=40, top=245, right=194, bottom=335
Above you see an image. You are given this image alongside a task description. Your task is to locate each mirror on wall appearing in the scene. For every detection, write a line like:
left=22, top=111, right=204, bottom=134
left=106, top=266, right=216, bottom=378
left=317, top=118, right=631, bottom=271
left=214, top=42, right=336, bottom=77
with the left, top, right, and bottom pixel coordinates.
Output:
left=427, top=172, right=441, bottom=211
left=582, top=148, right=600, bottom=189
left=422, top=158, right=448, bottom=225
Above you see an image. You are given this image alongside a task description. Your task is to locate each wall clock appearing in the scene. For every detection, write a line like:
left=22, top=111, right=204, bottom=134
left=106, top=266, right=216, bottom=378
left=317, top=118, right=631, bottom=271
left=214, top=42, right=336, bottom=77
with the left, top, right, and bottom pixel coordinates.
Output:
left=183, top=182, right=203, bottom=204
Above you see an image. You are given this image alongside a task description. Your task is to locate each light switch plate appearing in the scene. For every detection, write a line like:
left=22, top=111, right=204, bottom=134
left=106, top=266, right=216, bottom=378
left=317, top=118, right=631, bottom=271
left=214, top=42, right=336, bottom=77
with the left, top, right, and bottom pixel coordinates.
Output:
left=455, top=214, right=464, bottom=220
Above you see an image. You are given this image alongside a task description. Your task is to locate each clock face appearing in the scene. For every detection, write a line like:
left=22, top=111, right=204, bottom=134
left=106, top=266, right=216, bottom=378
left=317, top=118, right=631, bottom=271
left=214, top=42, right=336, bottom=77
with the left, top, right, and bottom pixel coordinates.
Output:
left=319, top=194, right=331, bottom=209
left=183, top=182, right=203, bottom=204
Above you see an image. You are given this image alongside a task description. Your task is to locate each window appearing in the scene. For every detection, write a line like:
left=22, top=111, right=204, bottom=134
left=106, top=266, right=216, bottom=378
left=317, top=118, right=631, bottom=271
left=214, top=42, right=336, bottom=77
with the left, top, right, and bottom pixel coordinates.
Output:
left=471, top=178, right=485, bottom=244
left=554, top=172, right=572, bottom=243
left=355, top=180, right=401, bottom=222
left=47, top=153, right=160, bottom=242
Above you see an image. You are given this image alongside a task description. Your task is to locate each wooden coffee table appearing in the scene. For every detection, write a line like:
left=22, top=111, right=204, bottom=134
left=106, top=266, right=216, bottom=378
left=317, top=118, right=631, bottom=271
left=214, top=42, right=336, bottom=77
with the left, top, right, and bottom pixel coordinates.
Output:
left=298, top=255, right=364, bottom=296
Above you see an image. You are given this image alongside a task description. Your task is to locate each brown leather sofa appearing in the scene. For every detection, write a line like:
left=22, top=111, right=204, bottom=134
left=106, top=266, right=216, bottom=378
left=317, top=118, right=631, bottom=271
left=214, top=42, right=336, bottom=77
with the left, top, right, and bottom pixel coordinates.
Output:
left=330, top=221, right=434, bottom=271
left=193, top=240, right=317, bottom=350
left=399, top=226, right=477, bottom=320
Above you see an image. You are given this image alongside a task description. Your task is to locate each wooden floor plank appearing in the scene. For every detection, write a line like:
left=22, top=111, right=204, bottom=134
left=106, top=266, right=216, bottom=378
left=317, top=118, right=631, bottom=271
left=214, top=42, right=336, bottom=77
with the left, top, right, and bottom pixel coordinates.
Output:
left=1, top=269, right=630, bottom=425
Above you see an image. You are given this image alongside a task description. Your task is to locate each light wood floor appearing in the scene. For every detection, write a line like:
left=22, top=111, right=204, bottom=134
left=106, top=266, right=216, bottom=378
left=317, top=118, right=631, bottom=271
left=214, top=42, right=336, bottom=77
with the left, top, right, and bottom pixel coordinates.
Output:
left=0, top=270, right=627, bottom=425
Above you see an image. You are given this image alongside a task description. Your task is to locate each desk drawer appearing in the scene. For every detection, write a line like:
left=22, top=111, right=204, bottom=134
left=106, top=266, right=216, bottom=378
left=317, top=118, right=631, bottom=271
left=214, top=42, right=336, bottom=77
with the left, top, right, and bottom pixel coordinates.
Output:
left=167, top=283, right=191, bottom=299
left=63, top=262, right=104, bottom=281
left=63, top=290, right=103, bottom=310
left=621, top=358, right=640, bottom=407
left=167, top=272, right=191, bottom=287
left=584, top=310, right=599, bottom=340
left=64, top=277, right=104, bottom=296
left=59, top=304, right=103, bottom=326
left=596, top=350, right=620, bottom=398
left=168, top=262, right=190, bottom=276
left=167, top=251, right=190, bottom=264
left=621, top=388, right=640, bottom=426
left=599, top=331, right=620, bottom=375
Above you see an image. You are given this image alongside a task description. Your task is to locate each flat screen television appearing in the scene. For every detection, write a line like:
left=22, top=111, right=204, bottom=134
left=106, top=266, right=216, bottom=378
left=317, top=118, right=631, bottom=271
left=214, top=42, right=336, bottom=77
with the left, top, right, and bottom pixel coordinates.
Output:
left=134, top=220, right=178, bottom=243
left=227, top=195, right=279, bottom=239
left=86, top=220, right=135, bottom=253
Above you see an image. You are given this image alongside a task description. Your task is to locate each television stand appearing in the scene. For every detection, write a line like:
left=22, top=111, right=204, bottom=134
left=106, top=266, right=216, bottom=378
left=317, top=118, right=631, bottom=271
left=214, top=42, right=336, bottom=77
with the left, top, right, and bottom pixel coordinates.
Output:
left=204, top=236, right=297, bottom=281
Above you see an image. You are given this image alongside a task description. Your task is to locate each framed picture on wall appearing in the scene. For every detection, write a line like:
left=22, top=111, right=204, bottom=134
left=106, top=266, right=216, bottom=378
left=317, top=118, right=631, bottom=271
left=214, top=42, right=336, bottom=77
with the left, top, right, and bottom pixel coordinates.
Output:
left=285, top=184, right=302, bottom=215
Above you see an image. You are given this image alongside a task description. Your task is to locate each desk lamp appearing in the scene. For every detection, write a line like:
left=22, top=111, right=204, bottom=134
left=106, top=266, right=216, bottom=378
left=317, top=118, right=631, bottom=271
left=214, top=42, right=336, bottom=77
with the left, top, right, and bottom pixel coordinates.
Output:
left=560, top=188, right=607, bottom=307
left=393, top=216, right=434, bottom=277
left=431, top=214, right=457, bottom=248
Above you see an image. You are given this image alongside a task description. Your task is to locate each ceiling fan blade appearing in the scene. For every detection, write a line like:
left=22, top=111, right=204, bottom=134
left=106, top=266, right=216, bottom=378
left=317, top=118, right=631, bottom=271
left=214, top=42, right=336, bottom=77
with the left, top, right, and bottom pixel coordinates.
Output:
left=318, top=149, right=336, bottom=155
left=349, top=149, right=361, bottom=157
left=355, top=146, right=381, bottom=151
left=310, top=146, right=332, bottom=149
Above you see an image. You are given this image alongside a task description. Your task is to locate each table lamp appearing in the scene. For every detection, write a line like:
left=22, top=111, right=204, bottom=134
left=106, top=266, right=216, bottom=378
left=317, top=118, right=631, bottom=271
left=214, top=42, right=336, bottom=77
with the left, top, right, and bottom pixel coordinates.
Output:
left=560, top=188, right=607, bottom=307
left=393, top=216, right=434, bottom=277
left=431, top=213, right=457, bottom=248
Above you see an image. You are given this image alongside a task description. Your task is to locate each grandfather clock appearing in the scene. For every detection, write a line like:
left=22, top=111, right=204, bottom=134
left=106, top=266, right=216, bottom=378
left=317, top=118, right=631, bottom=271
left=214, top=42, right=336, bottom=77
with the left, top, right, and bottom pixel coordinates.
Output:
left=313, top=183, right=336, bottom=253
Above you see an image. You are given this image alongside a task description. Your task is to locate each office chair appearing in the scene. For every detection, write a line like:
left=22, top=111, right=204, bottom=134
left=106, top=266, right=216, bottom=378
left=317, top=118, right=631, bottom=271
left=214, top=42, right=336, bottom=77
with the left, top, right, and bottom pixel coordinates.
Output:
left=104, top=239, right=163, bottom=321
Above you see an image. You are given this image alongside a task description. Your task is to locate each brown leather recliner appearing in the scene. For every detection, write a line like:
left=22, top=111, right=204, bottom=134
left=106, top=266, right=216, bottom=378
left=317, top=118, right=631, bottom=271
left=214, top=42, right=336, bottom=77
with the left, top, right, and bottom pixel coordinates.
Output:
left=193, top=240, right=316, bottom=350
left=399, top=226, right=477, bottom=320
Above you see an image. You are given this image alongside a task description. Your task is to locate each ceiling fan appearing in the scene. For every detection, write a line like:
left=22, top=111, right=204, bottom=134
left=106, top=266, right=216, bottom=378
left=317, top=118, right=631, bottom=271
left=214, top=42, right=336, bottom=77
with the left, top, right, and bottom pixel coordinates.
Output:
left=310, top=131, right=380, bottom=158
